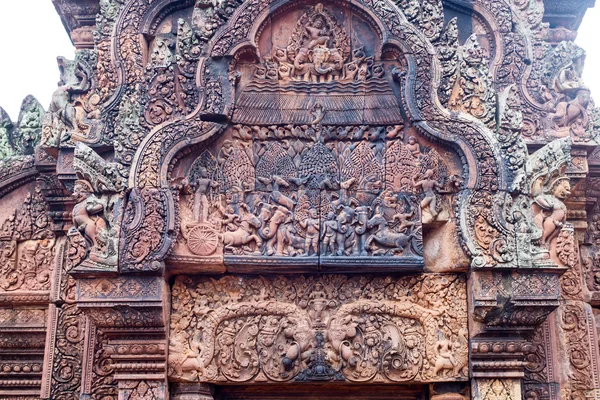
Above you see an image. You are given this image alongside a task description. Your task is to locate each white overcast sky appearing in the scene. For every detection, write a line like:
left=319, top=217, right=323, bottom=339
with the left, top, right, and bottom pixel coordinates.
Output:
left=0, top=2, right=600, bottom=121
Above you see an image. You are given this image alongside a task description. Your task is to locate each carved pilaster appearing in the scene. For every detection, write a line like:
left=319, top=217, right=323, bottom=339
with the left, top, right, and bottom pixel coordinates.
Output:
left=554, top=301, right=600, bottom=398
left=171, top=383, right=214, bottom=400
left=76, top=275, right=168, bottom=400
left=471, top=378, right=521, bottom=400
left=522, top=318, right=561, bottom=400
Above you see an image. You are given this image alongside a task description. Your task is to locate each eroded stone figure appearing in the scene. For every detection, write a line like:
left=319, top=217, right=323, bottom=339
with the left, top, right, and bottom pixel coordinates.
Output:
left=45, top=56, right=102, bottom=145
left=299, top=208, right=319, bottom=255
left=190, top=167, right=219, bottom=223
left=72, top=180, right=118, bottom=266
left=413, top=169, right=443, bottom=221
left=532, top=177, right=571, bottom=246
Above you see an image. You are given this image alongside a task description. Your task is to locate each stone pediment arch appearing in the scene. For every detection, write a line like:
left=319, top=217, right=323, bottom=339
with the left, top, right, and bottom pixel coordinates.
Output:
left=125, top=0, right=517, bottom=273
left=2, top=0, right=599, bottom=397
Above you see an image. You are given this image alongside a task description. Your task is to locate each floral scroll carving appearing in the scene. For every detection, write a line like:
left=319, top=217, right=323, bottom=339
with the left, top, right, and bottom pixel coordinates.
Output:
left=168, top=274, right=467, bottom=383
left=10, top=0, right=597, bottom=397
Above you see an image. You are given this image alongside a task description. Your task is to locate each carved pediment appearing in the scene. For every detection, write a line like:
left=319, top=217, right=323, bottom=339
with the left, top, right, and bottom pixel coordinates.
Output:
left=166, top=2, right=465, bottom=274
left=233, top=3, right=402, bottom=126
left=168, top=121, right=463, bottom=273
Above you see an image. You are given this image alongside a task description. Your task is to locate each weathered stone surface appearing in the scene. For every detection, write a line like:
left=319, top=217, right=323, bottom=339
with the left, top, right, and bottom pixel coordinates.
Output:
left=0, top=0, right=599, bottom=398
left=168, top=274, right=468, bottom=383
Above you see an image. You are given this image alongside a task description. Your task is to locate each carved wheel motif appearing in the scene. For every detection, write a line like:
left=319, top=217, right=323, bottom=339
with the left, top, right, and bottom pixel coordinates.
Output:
left=186, top=223, right=219, bottom=256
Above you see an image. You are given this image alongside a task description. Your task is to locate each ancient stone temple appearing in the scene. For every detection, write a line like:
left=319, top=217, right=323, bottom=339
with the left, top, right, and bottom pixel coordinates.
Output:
left=1, top=0, right=600, bottom=398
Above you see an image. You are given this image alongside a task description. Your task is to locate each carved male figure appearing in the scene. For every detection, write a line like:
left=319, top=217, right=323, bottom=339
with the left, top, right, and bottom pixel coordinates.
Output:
left=532, top=177, right=571, bottom=245
left=191, top=167, right=218, bottom=222
left=393, top=207, right=415, bottom=233
left=321, top=211, right=338, bottom=255
left=335, top=205, right=356, bottom=256
left=433, top=334, right=455, bottom=377
left=299, top=208, right=319, bottom=256
left=305, top=15, right=331, bottom=49
left=413, top=169, right=442, bottom=219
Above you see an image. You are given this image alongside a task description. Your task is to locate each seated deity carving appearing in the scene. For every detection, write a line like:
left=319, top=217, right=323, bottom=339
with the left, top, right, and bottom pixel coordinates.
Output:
left=248, top=4, right=383, bottom=85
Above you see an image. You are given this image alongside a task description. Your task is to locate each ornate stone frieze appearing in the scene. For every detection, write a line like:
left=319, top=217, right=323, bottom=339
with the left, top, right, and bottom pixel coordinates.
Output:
left=0, top=0, right=599, bottom=397
left=168, top=274, right=468, bottom=383
left=168, top=122, right=465, bottom=272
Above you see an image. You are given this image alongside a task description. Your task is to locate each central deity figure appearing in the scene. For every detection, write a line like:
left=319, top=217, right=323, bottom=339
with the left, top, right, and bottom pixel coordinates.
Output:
left=304, top=15, right=332, bottom=49
left=263, top=3, right=373, bottom=83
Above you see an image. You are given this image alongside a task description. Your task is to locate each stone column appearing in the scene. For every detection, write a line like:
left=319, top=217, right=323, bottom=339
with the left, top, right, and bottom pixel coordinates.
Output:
left=469, top=269, right=562, bottom=400
left=171, top=383, right=215, bottom=400
left=429, top=383, right=469, bottom=400
left=75, top=275, right=169, bottom=400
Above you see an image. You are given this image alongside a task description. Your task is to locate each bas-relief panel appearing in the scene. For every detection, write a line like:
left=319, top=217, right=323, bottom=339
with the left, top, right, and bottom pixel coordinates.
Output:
left=0, top=185, right=55, bottom=294
left=5, top=0, right=597, bottom=397
left=167, top=3, right=463, bottom=274
left=169, top=124, right=461, bottom=272
left=168, top=273, right=468, bottom=384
